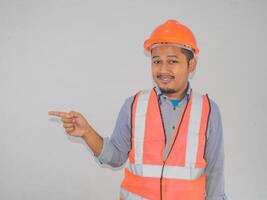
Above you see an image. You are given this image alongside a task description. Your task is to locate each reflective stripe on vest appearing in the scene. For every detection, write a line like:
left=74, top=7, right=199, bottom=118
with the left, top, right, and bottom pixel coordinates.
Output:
left=120, top=188, right=147, bottom=200
left=185, top=91, right=203, bottom=167
left=131, top=90, right=205, bottom=179
left=134, top=90, right=150, bottom=164
left=126, top=162, right=204, bottom=180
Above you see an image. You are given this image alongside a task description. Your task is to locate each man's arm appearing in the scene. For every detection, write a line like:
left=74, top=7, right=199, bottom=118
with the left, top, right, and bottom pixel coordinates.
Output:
left=205, top=100, right=227, bottom=200
left=82, top=126, right=103, bottom=157
left=97, top=96, right=134, bottom=167
left=49, top=96, right=134, bottom=168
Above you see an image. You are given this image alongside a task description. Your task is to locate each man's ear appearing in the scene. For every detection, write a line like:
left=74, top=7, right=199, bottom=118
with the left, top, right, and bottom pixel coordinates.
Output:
left=189, top=58, right=197, bottom=73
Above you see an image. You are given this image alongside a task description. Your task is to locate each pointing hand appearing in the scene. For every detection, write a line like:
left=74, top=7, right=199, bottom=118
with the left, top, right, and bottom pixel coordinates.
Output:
left=48, top=111, right=91, bottom=137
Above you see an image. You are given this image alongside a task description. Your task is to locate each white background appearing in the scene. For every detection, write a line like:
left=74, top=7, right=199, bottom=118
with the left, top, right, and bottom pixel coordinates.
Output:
left=1, top=0, right=267, bottom=199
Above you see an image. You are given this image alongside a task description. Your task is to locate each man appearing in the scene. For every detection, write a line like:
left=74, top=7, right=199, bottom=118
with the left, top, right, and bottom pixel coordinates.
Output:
left=49, top=19, right=227, bottom=200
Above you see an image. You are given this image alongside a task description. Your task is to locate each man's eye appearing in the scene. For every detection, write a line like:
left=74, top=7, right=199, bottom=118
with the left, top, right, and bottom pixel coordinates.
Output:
left=153, top=60, right=161, bottom=64
left=169, top=60, right=178, bottom=64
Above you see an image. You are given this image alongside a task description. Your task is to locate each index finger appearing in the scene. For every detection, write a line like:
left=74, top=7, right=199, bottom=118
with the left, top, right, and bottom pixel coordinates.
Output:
left=48, top=111, right=73, bottom=118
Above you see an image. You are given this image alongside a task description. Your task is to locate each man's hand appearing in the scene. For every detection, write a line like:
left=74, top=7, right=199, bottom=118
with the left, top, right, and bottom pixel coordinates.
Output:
left=48, top=110, right=103, bottom=156
left=48, top=111, right=90, bottom=137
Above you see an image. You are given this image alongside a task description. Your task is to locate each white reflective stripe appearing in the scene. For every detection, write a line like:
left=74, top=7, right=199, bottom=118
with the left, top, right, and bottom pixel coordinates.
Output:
left=163, top=165, right=204, bottom=180
left=134, top=90, right=150, bottom=164
left=120, top=188, right=147, bottom=200
left=143, top=164, right=163, bottom=177
left=127, top=161, right=143, bottom=175
left=127, top=163, right=204, bottom=180
left=185, top=91, right=203, bottom=167
left=127, top=162, right=162, bottom=177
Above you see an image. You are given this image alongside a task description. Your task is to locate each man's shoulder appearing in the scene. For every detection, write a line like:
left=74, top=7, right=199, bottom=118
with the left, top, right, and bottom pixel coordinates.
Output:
left=192, top=90, right=220, bottom=112
left=124, top=95, right=135, bottom=106
left=192, top=90, right=222, bottom=120
left=122, top=88, right=154, bottom=107
left=205, top=95, right=223, bottom=127
left=206, top=95, right=221, bottom=116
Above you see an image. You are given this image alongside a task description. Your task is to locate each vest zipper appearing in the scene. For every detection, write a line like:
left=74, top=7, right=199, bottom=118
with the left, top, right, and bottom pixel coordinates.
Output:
left=165, top=91, right=191, bottom=160
left=160, top=161, right=166, bottom=200
left=154, top=88, right=167, bottom=200
left=154, top=88, right=192, bottom=200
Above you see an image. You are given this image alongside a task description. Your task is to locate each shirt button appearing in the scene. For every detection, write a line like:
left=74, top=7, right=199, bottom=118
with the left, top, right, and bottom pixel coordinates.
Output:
left=173, top=107, right=176, bottom=110
left=172, top=125, right=175, bottom=130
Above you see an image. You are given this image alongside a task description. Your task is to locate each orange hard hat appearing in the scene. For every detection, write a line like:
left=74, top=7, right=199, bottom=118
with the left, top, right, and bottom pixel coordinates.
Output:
left=144, top=19, right=199, bottom=56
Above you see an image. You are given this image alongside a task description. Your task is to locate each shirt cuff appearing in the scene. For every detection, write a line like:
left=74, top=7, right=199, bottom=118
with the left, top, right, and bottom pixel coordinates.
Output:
left=95, top=137, right=113, bottom=165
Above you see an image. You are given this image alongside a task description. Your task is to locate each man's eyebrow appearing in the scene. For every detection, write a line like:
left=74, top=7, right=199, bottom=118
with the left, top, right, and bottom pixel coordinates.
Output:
left=167, top=55, right=178, bottom=58
left=152, top=56, right=160, bottom=59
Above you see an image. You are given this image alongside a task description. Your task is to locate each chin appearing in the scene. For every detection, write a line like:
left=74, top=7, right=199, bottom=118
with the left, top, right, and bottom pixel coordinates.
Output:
left=158, top=86, right=177, bottom=94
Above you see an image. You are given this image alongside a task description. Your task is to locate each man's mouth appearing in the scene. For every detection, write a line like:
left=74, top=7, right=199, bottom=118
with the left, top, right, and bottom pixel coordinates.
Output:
left=157, top=74, right=175, bottom=84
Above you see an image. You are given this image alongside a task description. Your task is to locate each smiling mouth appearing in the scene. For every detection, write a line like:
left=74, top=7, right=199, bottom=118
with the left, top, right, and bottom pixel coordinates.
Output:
left=157, top=74, right=175, bottom=84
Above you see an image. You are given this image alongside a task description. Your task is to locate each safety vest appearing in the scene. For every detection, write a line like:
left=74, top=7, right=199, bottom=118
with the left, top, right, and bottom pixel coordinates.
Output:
left=120, top=88, right=211, bottom=200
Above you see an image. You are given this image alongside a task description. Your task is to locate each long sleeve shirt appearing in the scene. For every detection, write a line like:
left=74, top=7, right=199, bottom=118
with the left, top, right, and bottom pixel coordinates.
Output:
left=97, top=84, right=227, bottom=200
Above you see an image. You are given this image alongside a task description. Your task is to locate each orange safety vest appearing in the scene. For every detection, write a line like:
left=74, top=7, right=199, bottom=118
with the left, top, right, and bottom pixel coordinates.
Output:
left=120, top=88, right=211, bottom=200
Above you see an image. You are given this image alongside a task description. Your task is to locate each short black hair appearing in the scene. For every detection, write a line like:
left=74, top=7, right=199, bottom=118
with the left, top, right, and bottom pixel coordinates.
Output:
left=181, top=48, right=194, bottom=63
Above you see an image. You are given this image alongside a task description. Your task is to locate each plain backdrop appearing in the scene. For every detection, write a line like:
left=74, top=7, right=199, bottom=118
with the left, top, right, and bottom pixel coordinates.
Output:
left=1, top=0, right=267, bottom=199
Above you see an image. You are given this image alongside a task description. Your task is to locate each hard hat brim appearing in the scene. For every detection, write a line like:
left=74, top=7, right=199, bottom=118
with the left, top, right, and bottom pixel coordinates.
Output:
left=144, top=38, right=199, bottom=55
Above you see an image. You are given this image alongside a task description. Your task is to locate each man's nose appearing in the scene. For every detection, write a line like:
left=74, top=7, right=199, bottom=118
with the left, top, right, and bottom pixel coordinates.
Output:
left=159, top=62, right=170, bottom=72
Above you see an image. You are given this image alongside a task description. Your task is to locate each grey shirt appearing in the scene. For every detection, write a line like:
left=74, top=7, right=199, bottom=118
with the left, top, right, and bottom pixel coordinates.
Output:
left=97, top=85, right=227, bottom=200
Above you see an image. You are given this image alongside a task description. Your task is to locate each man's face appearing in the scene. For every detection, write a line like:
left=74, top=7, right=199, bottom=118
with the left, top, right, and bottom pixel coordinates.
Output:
left=151, top=46, right=196, bottom=99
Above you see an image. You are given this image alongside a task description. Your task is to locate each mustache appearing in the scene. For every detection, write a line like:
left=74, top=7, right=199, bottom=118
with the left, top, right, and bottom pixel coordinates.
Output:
left=157, top=74, right=175, bottom=79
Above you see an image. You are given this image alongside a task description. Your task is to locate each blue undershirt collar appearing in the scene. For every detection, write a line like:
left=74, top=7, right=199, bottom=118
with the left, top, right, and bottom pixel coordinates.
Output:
left=170, top=99, right=182, bottom=107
